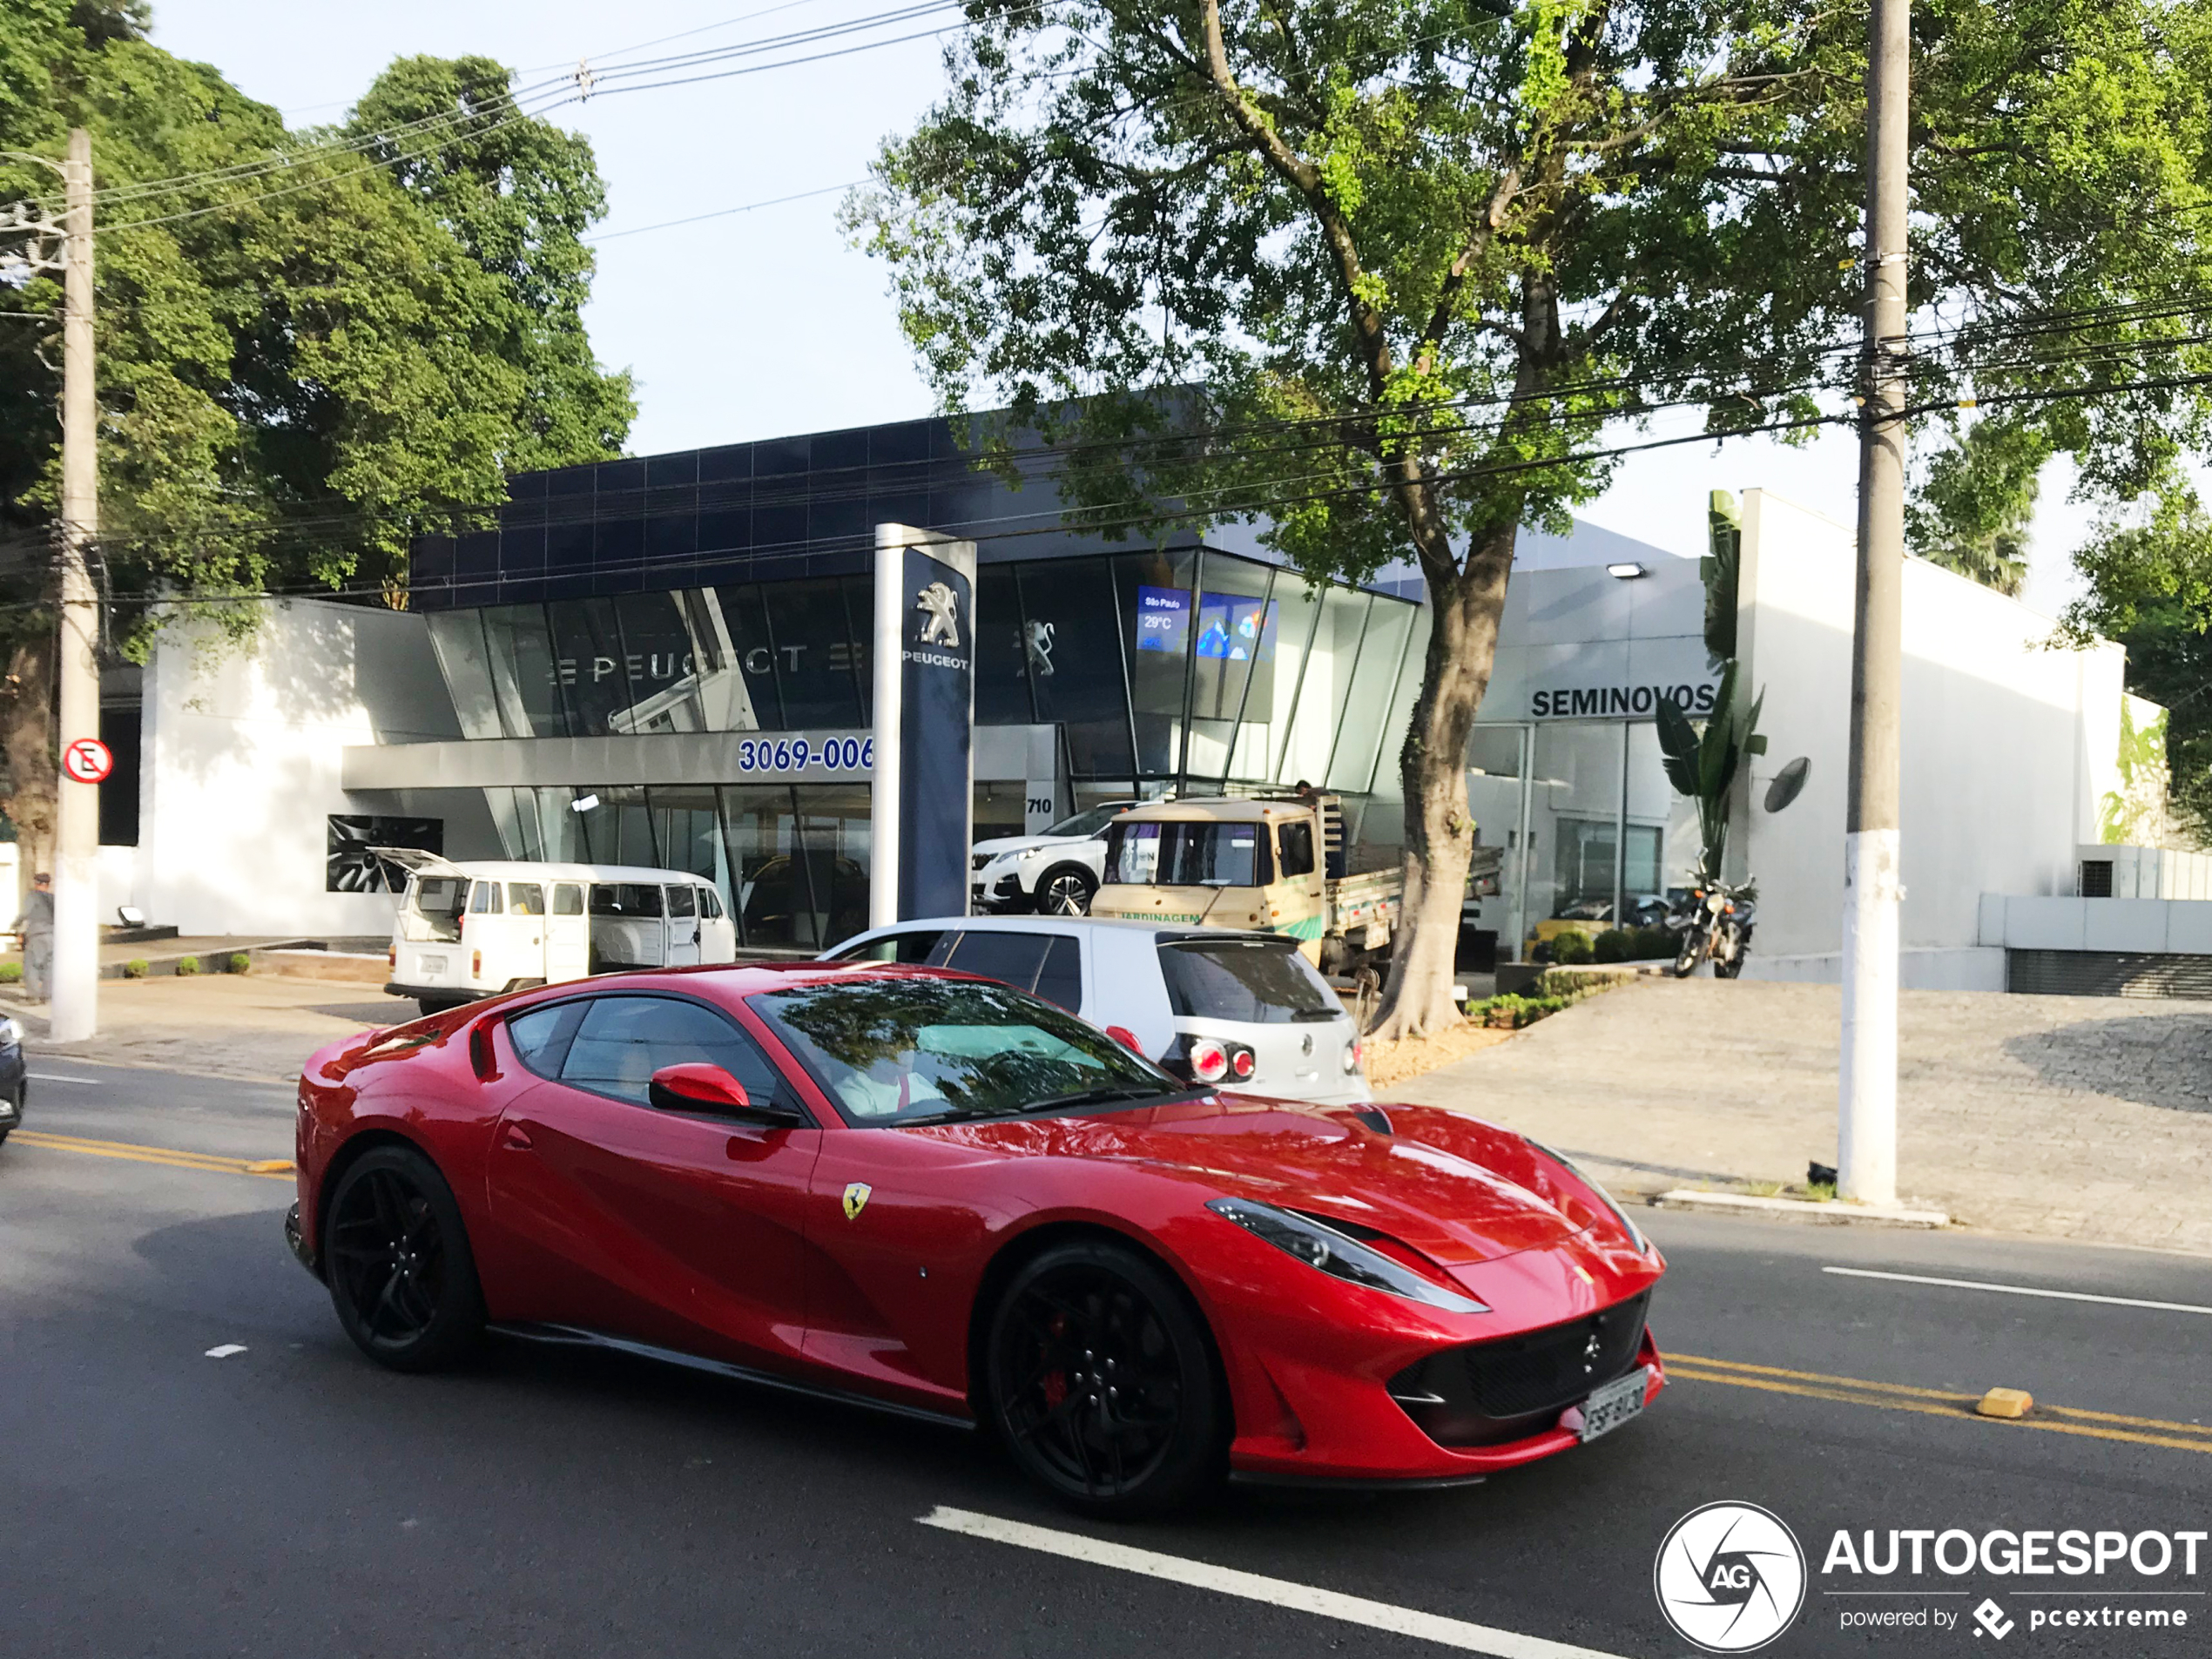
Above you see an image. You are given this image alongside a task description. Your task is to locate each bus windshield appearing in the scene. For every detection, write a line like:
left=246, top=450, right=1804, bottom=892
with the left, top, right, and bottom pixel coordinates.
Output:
left=1103, top=820, right=1275, bottom=887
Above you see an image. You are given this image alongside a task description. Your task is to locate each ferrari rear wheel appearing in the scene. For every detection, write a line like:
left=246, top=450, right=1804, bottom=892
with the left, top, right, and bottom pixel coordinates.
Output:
left=986, top=1238, right=1224, bottom=1518
left=322, top=1144, right=484, bottom=1372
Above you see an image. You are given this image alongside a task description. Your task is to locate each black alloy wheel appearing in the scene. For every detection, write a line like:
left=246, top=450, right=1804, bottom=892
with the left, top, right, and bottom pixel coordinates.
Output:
left=322, top=1144, right=484, bottom=1372
left=986, top=1238, right=1225, bottom=1517
left=1036, top=868, right=1096, bottom=916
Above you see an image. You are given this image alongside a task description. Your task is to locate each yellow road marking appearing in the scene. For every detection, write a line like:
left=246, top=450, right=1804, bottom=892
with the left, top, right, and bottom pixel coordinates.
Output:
left=11, top=1129, right=293, bottom=1182
left=1669, top=1352, right=2212, bottom=1457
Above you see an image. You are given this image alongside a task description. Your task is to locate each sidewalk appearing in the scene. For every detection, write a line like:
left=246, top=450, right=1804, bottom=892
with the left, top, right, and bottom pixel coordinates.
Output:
left=1386, top=977, right=2212, bottom=1256
left=6, top=973, right=415, bottom=1083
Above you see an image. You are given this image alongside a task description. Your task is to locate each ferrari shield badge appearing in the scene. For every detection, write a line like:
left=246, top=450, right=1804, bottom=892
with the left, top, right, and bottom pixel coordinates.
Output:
left=842, top=1182, right=872, bottom=1221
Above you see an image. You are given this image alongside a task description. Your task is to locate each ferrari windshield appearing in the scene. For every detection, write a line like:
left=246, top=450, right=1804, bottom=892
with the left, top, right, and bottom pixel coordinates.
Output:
left=748, top=978, right=1182, bottom=1126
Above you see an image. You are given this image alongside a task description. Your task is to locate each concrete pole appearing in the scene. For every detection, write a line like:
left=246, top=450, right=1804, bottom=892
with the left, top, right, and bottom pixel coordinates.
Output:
left=1840, top=2, right=1908, bottom=1205
left=50, top=126, right=98, bottom=1042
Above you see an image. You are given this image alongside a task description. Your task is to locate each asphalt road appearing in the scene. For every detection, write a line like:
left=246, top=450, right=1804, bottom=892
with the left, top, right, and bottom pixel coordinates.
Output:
left=3, top=1057, right=2209, bottom=1659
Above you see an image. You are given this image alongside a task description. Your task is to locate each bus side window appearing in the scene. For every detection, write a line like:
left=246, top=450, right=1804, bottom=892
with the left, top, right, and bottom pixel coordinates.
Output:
left=553, top=883, right=584, bottom=915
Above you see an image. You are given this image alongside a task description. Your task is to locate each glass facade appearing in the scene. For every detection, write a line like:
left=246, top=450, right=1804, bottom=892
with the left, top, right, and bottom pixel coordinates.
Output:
left=418, top=528, right=1425, bottom=949
left=1463, top=718, right=1703, bottom=959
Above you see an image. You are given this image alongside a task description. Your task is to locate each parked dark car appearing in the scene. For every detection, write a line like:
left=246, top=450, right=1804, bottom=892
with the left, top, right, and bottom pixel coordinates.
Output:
left=0, top=1015, right=26, bottom=1144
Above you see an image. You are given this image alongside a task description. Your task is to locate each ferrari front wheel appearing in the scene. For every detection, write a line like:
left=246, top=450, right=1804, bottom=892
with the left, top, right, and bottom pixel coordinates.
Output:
left=986, top=1238, right=1225, bottom=1518
left=322, top=1144, right=484, bottom=1372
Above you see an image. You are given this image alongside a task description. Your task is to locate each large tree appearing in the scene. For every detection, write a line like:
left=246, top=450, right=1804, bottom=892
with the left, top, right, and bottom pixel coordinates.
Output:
left=0, top=4, right=631, bottom=875
left=852, top=0, right=2212, bottom=1035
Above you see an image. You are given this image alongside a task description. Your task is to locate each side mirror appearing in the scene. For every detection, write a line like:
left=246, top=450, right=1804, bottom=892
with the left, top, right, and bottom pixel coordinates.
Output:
left=648, top=1062, right=799, bottom=1125
left=1104, top=1024, right=1145, bottom=1055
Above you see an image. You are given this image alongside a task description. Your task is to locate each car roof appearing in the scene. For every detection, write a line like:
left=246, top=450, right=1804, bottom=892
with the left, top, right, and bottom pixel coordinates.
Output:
left=408, top=861, right=714, bottom=883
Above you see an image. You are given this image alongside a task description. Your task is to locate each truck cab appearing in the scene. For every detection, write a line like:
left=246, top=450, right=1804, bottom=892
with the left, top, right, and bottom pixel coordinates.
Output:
left=1089, top=794, right=1397, bottom=970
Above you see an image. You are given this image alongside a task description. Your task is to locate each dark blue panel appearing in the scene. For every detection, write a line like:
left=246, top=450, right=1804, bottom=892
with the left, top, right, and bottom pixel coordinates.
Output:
left=501, top=524, right=546, bottom=579
left=698, top=506, right=750, bottom=555
left=866, top=491, right=934, bottom=535
left=870, top=421, right=931, bottom=466
left=547, top=522, right=592, bottom=573
left=812, top=426, right=869, bottom=477
left=753, top=501, right=807, bottom=556
left=647, top=509, right=698, bottom=563
left=699, top=443, right=752, bottom=483
left=455, top=530, right=500, bottom=590
left=755, top=436, right=810, bottom=478
left=596, top=457, right=646, bottom=492
left=646, top=450, right=699, bottom=487
left=594, top=517, right=645, bottom=591
left=543, top=464, right=595, bottom=498
left=809, top=492, right=870, bottom=547
left=412, top=536, right=456, bottom=609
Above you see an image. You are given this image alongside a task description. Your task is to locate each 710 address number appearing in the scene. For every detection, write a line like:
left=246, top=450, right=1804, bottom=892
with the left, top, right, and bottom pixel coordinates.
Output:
left=737, top=735, right=873, bottom=773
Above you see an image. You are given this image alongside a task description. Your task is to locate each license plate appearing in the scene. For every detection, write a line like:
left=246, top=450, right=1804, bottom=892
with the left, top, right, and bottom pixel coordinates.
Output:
left=1576, top=1368, right=1647, bottom=1443
left=418, top=954, right=447, bottom=976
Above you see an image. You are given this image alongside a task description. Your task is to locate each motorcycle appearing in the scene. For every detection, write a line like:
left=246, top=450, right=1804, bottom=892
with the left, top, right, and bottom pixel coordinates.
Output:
left=1665, top=878, right=1757, bottom=978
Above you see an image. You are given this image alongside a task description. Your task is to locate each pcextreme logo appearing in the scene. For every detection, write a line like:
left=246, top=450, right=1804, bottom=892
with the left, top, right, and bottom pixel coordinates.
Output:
left=1655, top=1501, right=1809, bottom=1653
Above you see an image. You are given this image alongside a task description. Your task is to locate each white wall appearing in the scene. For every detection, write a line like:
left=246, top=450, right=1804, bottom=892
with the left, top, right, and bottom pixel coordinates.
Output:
left=1736, top=490, right=2128, bottom=966
left=138, top=599, right=461, bottom=936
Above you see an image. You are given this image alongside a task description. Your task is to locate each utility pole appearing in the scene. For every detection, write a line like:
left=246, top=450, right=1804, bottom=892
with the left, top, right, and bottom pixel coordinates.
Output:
left=50, top=126, right=98, bottom=1042
left=1840, top=1, right=1908, bottom=1206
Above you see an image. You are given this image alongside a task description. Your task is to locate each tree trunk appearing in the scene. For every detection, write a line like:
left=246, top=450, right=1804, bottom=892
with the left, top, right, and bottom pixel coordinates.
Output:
left=1367, top=522, right=1517, bottom=1042
left=0, top=634, right=57, bottom=911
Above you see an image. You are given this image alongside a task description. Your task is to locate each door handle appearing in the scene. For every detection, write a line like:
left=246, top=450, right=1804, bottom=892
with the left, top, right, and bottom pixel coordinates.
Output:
left=502, top=1124, right=534, bottom=1150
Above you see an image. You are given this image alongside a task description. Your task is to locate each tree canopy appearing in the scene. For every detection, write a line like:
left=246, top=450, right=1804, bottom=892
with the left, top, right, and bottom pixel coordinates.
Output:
left=853, top=0, right=2212, bottom=1032
left=0, top=2, right=630, bottom=862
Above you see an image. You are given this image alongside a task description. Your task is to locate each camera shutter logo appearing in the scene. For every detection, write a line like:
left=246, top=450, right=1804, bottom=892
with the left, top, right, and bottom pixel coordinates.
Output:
left=1653, top=1501, right=1806, bottom=1653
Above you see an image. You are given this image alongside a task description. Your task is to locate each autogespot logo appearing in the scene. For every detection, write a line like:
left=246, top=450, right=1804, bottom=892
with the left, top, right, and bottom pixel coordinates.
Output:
left=1655, top=1501, right=1809, bottom=1653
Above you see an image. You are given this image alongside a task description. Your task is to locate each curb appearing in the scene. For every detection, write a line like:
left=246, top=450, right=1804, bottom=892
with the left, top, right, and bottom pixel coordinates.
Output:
left=1656, top=1189, right=1951, bottom=1229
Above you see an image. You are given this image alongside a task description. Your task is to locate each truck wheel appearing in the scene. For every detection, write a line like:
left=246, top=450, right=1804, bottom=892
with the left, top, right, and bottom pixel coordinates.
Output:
left=1035, top=867, right=1096, bottom=916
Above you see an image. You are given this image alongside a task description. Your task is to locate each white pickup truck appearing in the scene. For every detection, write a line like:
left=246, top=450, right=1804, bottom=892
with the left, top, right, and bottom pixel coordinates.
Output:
left=1086, top=793, right=1401, bottom=974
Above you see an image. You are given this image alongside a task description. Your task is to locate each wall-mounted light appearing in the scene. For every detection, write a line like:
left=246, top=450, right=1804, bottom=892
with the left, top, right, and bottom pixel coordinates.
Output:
left=571, top=793, right=600, bottom=813
left=1606, top=562, right=1648, bottom=580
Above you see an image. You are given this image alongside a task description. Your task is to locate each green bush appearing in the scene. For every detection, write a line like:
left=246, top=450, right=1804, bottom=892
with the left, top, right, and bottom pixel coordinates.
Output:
left=122, top=958, right=150, bottom=979
left=175, top=955, right=199, bottom=976
left=1549, top=928, right=1595, bottom=965
left=1591, top=928, right=1630, bottom=963
left=227, top=953, right=252, bottom=974
left=0, top=961, right=21, bottom=983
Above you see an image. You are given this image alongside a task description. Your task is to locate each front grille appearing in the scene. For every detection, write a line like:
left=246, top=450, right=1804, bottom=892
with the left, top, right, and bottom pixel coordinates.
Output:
left=1388, top=1291, right=1650, bottom=1447
left=1462, top=1292, right=1649, bottom=1418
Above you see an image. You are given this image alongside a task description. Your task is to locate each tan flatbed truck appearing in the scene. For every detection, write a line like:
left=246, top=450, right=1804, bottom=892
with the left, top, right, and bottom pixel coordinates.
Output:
left=1089, top=793, right=1401, bottom=971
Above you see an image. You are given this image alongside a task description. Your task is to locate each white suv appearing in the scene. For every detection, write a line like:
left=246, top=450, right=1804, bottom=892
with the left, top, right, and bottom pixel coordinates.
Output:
left=970, top=800, right=1139, bottom=915
left=823, top=915, right=1371, bottom=1107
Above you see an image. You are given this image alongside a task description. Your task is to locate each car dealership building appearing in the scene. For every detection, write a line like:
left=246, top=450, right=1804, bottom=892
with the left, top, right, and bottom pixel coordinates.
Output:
left=94, top=412, right=2157, bottom=987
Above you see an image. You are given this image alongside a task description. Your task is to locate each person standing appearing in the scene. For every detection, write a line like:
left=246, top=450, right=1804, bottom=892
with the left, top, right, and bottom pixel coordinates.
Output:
left=21, top=871, right=53, bottom=1003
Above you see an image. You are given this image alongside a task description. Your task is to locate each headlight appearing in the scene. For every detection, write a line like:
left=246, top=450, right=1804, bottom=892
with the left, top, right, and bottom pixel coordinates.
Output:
left=1526, top=1137, right=1650, bottom=1255
left=1015, top=846, right=1048, bottom=861
left=1207, top=1197, right=1488, bottom=1313
left=0, top=1017, right=21, bottom=1049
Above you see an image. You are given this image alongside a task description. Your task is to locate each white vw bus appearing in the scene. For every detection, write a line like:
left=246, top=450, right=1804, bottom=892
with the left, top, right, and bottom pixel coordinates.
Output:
left=378, top=852, right=739, bottom=1015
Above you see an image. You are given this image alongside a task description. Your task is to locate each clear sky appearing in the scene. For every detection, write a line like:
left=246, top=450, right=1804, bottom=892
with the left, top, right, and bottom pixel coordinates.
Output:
left=151, top=0, right=2096, bottom=617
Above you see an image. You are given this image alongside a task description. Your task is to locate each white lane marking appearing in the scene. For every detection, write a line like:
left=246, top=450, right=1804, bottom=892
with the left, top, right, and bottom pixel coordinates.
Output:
left=917, top=1505, right=1629, bottom=1659
left=205, top=1344, right=247, bottom=1359
left=29, top=1072, right=102, bottom=1085
left=1824, top=1265, right=2212, bottom=1317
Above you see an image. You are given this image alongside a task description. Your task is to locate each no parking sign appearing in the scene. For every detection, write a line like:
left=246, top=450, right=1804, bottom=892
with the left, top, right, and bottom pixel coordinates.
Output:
left=62, top=737, right=111, bottom=785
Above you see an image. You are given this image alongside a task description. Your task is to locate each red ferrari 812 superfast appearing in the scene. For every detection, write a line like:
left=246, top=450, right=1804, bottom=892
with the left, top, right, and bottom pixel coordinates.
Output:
left=288, top=962, right=1666, bottom=1514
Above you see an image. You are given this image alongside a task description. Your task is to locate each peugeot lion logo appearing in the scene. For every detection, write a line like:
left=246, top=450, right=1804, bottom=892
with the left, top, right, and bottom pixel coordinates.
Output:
left=915, top=581, right=961, bottom=647
left=1653, top=1501, right=1806, bottom=1653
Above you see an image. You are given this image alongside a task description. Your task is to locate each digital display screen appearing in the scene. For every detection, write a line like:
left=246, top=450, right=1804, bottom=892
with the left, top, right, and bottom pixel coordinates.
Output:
left=1135, top=585, right=1190, bottom=653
